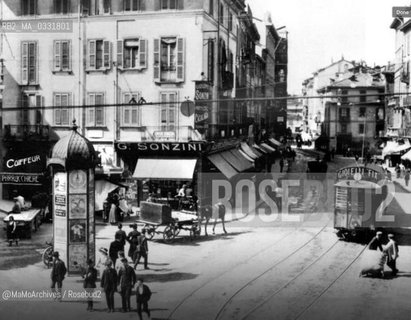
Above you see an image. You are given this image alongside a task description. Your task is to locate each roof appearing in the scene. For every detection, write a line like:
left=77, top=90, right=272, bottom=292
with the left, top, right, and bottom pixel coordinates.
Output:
left=320, top=72, right=385, bottom=91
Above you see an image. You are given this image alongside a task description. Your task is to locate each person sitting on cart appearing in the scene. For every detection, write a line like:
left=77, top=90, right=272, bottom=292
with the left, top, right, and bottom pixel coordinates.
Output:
left=11, top=197, right=22, bottom=214
left=176, top=184, right=187, bottom=198
left=12, top=190, right=26, bottom=210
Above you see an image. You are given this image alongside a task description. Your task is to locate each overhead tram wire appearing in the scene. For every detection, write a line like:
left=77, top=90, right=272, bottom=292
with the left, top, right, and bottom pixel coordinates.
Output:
left=1, top=91, right=410, bottom=113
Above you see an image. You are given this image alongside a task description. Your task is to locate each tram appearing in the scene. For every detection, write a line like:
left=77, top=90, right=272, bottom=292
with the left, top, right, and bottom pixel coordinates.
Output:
left=333, top=164, right=406, bottom=240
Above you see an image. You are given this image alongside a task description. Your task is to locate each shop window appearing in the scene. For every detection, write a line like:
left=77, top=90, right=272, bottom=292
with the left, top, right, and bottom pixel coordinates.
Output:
left=21, top=0, right=37, bottom=15
left=124, top=0, right=142, bottom=11
left=117, top=39, right=147, bottom=69
left=54, top=0, right=70, bottom=14
left=154, top=37, right=185, bottom=82
left=160, top=92, right=177, bottom=129
left=53, top=93, right=72, bottom=126
left=21, top=41, right=38, bottom=85
left=53, top=40, right=71, bottom=72
left=123, top=92, right=141, bottom=126
left=87, top=40, right=111, bottom=71
left=87, top=93, right=105, bottom=127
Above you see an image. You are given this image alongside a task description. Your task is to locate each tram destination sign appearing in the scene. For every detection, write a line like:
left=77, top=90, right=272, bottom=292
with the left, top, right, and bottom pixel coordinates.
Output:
left=0, top=172, right=43, bottom=185
left=336, top=166, right=384, bottom=183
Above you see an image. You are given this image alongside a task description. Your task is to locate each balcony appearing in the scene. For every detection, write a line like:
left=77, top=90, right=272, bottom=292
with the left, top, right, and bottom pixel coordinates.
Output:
left=3, top=124, right=50, bottom=142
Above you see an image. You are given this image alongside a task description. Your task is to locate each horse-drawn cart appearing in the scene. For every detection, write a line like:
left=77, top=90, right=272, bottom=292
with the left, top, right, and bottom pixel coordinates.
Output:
left=3, top=208, right=44, bottom=239
left=137, top=201, right=201, bottom=243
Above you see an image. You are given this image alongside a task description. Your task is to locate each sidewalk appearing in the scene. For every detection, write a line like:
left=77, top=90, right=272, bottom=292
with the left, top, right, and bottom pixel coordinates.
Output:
left=387, top=167, right=411, bottom=192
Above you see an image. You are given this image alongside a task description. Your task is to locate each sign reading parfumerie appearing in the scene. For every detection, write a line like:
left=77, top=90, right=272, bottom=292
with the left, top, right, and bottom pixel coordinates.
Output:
left=0, top=172, right=43, bottom=185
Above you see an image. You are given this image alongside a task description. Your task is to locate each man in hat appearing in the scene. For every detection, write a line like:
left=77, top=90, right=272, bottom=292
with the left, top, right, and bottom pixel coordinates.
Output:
left=101, top=260, right=117, bottom=312
left=134, top=229, right=149, bottom=270
left=97, top=247, right=112, bottom=278
left=367, top=231, right=383, bottom=251
left=118, top=258, right=136, bottom=312
left=384, top=234, right=399, bottom=276
left=115, top=223, right=127, bottom=248
left=127, top=224, right=140, bottom=262
left=50, top=251, right=67, bottom=302
left=135, top=278, right=152, bottom=320
left=109, top=234, right=124, bottom=266
left=83, top=258, right=97, bottom=311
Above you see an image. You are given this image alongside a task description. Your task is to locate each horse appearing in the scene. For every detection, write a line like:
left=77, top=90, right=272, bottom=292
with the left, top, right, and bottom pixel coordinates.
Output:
left=199, top=202, right=227, bottom=236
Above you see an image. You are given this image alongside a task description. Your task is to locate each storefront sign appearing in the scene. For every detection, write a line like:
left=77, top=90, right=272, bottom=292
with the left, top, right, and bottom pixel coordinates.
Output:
left=153, top=131, right=176, bottom=141
left=6, top=155, right=42, bottom=169
left=0, top=172, right=43, bottom=185
left=195, top=81, right=211, bottom=134
left=336, top=166, right=384, bottom=183
left=116, top=142, right=205, bottom=156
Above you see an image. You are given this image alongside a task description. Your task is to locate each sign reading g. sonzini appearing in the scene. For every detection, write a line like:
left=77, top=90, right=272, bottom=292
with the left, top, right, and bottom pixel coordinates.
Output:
left=0, top=173, right=43, bottom=185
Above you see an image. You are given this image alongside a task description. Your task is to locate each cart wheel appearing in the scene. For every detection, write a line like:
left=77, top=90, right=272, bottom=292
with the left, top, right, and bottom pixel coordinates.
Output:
left=144, top=225, right=155, bottom=240
left=163, top=224, right=176, bottom=243
left=42, top=246, right=53, bottom=268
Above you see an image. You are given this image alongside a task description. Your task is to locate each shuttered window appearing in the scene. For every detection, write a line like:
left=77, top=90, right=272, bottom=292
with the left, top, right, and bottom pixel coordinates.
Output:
left=87, top=93, right=105, bottom=126
left=53, top=40, right=72, bottom=71
left=21, top=41, right=38, bottom=85
left=124, top=0, right=141, bottom=11
left=154, top=37, right=184, bottom=83
left=22, top=0, right=37, bottom=15
left=87, top=40, right=111, bottom=70
left=54, top=93, right=72, bottom=126
left=123, top=92, right=141, bottom=125
left=117, top=39, right=147, bottom=69
left=54, top=0, right=70, bottom=14
left=160, top=92, right=177, bottom=128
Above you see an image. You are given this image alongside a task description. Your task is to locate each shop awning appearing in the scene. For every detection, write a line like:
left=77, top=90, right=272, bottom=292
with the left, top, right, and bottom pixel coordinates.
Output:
left=220, top=149, right=254, bottom=172
left=402, top=149, right=411, bottom=161
left=208, top=153, right=238, bottom=179
left=269, top=138, right=282, bottom=147
left=250, top=146, right=263, bottom=157
left=253, top=144, right=268, bottom=154
left=259, top=143, right=276, bottom=153
left=240, top=142, right=260, bottom=159
left=382, top=141, right=399, bottom=157
left=394, top=142, right=411, bottom=153
left=133, top=158, right=197, bottom=180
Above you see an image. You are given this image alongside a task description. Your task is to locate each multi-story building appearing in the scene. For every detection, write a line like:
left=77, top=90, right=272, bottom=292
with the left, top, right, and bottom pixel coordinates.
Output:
left=302, top=57, right=354, bottom=137
left=0, top=0, right=272, bottom=199
left=286, top=96, right=303, bottom=134
left=319, top=63, right=385, bottom=154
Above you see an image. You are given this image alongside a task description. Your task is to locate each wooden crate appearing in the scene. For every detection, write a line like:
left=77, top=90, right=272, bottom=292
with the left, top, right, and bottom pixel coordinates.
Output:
left=140, top=201, right=172, bottom=224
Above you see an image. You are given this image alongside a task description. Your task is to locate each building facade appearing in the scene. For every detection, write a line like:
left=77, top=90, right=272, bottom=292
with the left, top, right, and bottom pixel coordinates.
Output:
left=1, top=0, right=283, bottom=199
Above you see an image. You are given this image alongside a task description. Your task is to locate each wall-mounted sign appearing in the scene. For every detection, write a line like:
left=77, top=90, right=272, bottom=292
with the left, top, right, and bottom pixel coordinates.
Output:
left=0, top=172, right=43, bottom=185
left=181, top=100, right=195, bottom=117
left=153, top=131, right=176, bottom=141
left=116, top=142, right=205, bottom=156
left=194, top=81, right=211, bottom=134
left=336, top=166, right=384, bottom=183
left=54, top=173, right=67, bottom=193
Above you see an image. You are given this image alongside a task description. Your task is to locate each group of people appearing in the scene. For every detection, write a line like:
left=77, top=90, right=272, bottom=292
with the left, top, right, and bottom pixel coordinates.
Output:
left=367, top=231, right=399, bottom=276
left=49, top=224, right=152, bottom=318
left=394, top=163, right=411, bottom=186
left=105, top=191, right=131, bottom=225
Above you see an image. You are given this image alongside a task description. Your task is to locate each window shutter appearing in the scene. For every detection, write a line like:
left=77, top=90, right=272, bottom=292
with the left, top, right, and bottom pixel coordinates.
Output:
left=176, top=38, right=185, bottom=82
left=117, top=40, right=123, bottom=68
left=34, top=42, right=39, bottom=84
left=87, top=94, right=95, bottom=126
left=88, top=40, right=96, bottom=69
left=21, top=42, right=28, bottom=84
left=35, top=95, right=42, bottom=124
left=139, top=39, right=147, bottom=69
left=68, top=41, right=72, bottom=71
left=54, top=41, right=60, bottom=70
left=54, top=94, right=61, bottom=125
left=153, top=39, right=160, bottom=82
left=103, top=40, right=111, bottom=69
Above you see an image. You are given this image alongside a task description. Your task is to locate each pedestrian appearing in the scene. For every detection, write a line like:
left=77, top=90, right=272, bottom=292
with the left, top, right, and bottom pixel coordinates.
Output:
left=100, top=260, right=117, bottom=313
left=115, top=223, right=127, bottom=247
left=127, top=224, right=141, bottom=262
left=367, top=231, right=383, bottom=251
left=134, top=229, right=149, bottom=270
left=405, top=169, right=410, bottom=187
left=50, top=251, right=67, bottom=302
left=355, top=154, right=359, bottom=162
left=135, top=278, right=152, bottom=320
left=118, top=258, right=136, bottom=312
left=109, top=197, right=118, bottom=225
left=115, top=251, right=126, bottom=274
left=400, top=162, right=405, bottom=177
left=83, top=258, right=97, bottom=311
left=279, top=158, right=284, bottom=173
left=396, top=164, right=401, bottom=179
left=384, top=234, right=399, bottom=276
left=11, top=198, right=22, bottom=213
left=96, top=247, right=112, bottom=278
left=109, top=234, right=124, bottom=266
left=6, top=216, right=18, bottom=246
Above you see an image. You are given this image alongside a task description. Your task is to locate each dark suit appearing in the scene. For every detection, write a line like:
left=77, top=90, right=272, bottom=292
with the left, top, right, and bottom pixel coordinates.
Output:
left=127, top=230, right=141, bottom=260
left=109, top=239, right=124, bottom=265
left=115, top=229, right=127, bottom=247
left=118, top=265, right=136, bottom=311
left=50, top=259, right=66, bottom=289
left=83, top=265, right=98, bottom=309
left=368, top=237, right=383, bottom=251
left=136, top=284, right=152, bottom=320
left=134, top=235, right=148, bottom=269
left=101, top=267, right=117, bottom=311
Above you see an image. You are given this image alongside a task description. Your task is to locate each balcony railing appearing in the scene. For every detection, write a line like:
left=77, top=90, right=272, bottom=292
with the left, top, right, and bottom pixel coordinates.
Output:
left=3, top=124, right=50, bottom=141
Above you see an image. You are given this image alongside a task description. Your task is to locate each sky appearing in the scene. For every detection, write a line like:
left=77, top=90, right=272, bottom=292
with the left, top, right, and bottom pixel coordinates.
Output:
left=247, top=0, right=407, bottom=94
